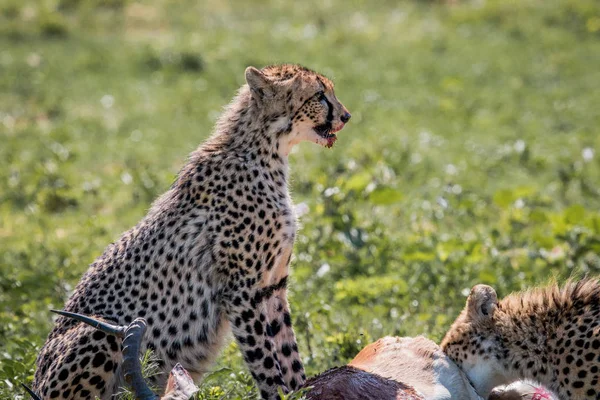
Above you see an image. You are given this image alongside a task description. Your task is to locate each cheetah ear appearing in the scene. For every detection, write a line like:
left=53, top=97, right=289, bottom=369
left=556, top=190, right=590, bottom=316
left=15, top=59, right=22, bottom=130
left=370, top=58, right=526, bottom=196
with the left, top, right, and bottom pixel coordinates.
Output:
left=467, top=284, right=498, bottom=321
left=245, top=66, right=274, bottom=101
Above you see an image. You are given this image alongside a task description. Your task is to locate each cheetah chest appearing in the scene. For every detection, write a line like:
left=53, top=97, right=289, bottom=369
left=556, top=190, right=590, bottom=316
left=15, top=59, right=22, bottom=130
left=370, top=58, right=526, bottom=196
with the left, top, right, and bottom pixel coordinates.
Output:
left=261, top=200, right=297, bottom=286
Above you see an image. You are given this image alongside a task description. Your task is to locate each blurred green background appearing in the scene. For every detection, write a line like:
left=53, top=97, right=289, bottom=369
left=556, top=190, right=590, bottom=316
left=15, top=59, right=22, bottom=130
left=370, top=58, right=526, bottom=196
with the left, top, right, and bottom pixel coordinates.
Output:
left=1, top=0, right=600, bottom=398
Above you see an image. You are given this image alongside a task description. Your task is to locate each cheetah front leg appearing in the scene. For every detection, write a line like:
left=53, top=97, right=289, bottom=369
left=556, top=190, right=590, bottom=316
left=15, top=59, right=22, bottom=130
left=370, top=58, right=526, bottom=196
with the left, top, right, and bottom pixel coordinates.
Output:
left=227, top=293, right=288, bottom=400
left=265, top=283, right=306, bottom=391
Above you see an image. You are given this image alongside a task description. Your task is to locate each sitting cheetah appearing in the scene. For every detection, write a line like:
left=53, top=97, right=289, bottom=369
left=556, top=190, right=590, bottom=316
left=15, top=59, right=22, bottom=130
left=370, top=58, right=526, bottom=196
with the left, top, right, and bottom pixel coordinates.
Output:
left=32, top=64, right=351, bottom=400
left=441, top=278, right=600, bottom=400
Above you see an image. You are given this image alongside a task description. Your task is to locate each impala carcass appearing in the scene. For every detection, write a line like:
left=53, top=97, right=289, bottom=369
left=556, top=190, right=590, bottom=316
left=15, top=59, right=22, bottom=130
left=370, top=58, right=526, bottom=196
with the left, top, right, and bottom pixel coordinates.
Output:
left=304, top=336, right=556, bottom=400
left=24, top=313, right=555, bottom=400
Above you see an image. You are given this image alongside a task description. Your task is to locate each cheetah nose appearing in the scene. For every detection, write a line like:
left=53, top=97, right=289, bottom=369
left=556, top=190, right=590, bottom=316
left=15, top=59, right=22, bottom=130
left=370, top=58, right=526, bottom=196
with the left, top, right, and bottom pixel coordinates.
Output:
left=340, top=112, right=351, bottom=123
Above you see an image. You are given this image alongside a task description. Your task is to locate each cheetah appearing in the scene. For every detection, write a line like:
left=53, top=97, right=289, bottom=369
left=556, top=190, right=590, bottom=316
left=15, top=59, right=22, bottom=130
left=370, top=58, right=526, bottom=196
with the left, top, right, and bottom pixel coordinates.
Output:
left=441, top=278, right=600, bottom=400
left=32, top=64, right=351, bottom=400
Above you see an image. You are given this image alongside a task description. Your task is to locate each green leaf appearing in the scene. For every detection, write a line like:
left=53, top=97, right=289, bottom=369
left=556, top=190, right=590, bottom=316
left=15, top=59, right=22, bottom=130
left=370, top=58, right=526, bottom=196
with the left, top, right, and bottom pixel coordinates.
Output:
left=203, top=367, right=234, bottom=382
left=344, top=171, right=373, bottom=192
left=368, top=187, right=403, bottom=205
left=529, top=209, right=548, bottom=223
left=565, top=205, right=586, bottom=224
left=493, top=189, right=515, bottom=209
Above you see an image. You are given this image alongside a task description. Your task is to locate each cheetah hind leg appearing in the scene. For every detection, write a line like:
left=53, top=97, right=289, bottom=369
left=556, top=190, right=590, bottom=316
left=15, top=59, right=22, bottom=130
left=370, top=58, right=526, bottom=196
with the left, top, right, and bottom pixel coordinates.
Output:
left=28, top=311, right=198, bottom=400
left=60, top=312, right=200, bottom=399
left=51, top=310, right=158, bottom=399
left=31, top=313, right=123, bottom=400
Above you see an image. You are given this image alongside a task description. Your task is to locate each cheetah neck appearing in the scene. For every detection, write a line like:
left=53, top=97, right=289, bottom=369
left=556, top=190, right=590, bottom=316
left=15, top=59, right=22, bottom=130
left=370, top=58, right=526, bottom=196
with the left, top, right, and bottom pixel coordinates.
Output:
left=493, top=305, right=555, bottom=391
left=201, top=88, right=292, bottom=169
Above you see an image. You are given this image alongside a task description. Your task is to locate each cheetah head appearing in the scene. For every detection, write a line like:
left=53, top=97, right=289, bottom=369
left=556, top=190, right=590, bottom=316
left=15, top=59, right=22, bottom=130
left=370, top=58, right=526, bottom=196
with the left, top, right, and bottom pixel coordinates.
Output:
left=441, top=284, right=513, bottom=398
left=245, top=64, right=351, bottom=153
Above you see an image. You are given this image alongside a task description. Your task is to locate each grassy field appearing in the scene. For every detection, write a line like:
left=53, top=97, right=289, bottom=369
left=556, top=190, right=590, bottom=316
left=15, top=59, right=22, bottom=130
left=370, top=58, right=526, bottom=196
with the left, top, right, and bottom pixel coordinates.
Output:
left=1, top=0, right=600, bottom=398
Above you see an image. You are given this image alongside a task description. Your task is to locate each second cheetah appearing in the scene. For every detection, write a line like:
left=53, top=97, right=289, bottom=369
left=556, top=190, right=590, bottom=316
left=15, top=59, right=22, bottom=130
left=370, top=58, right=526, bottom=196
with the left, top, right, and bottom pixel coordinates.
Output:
left=441, top=278, right=600, bottom=400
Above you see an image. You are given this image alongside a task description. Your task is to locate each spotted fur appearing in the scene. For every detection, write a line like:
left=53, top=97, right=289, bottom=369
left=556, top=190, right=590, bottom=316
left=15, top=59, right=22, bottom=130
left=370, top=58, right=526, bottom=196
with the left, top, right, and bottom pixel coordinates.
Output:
left=441, top=278, right=600, bottom=400
left=32, top=64, right=351, bottom=400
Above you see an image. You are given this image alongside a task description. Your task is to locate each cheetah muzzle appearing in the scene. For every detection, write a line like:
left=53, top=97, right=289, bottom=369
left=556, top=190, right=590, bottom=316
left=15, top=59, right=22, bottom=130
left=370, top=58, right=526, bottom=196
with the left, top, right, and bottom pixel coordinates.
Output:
left=313, top=123, right=338, bottom=148
left=311, top=90, right=350, bottom=148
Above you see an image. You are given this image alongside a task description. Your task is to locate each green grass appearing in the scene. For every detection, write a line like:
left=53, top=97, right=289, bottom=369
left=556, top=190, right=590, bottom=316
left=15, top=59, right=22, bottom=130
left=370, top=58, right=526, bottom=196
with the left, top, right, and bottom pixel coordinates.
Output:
left=1, top=0, right=600, bottom=398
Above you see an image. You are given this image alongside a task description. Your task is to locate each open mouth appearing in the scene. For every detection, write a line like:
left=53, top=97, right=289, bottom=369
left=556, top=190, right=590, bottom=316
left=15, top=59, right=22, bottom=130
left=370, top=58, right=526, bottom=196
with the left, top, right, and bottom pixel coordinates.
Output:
left=314, top=123, right=343, bottom=148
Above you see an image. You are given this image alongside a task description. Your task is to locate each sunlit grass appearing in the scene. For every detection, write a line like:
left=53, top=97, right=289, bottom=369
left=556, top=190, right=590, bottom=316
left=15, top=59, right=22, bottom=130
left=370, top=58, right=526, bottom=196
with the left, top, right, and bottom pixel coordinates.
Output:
left=1, top=0, right=600, bottom=398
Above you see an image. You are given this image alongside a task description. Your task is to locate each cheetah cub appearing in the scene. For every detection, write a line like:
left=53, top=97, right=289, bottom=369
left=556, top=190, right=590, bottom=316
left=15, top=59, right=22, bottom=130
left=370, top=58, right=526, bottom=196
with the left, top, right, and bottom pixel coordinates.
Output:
left=33, top=64, right=351, bottom=400
left=441, top=279, right=600, bottom=400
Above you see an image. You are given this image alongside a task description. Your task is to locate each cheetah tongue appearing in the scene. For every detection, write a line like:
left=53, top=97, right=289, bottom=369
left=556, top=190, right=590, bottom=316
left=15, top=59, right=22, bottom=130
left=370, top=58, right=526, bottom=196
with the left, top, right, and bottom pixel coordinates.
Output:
left=325, top=125, right=345, bottom=148
left=325, top=134, right=337, bottom=148
left=532, top=388, right=554, bottom=400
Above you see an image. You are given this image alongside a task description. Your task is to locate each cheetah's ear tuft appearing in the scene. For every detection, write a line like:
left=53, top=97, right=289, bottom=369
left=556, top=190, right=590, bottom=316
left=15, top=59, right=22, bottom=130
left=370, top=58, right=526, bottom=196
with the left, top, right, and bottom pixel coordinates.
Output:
left=467, top=284, right=498, bottom=321
left=245, top=66, right=274, bottom=101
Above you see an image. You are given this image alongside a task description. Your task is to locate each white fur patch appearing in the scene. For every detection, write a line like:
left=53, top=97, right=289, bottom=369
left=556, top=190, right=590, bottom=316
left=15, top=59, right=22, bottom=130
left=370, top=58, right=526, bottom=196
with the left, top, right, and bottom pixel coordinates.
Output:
left=431, top=357, right=480, bottom=400
left=463, top=358, right=511, bottom=398
left=276, top=118, right=332, bottom=155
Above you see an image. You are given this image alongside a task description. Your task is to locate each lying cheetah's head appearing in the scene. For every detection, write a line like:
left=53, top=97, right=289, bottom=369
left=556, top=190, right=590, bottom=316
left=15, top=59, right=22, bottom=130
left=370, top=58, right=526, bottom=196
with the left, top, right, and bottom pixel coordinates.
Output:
left=245, top=64, right=351, bottom=152
left=441, top=285, right=512, bottom=397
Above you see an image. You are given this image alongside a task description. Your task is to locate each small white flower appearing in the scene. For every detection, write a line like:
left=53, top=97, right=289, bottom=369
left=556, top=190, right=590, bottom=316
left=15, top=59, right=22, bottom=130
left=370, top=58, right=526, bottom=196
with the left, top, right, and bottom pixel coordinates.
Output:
left=27, top=53, right=41, bottom=67
left=130, top=130, right=143, bottom=142
left=419, top=131, right=432, bottom=146
left=437, top=197, right=448, bottom=209
left=445, top=164, right=457, bottom=175
left=514, top=198, right=525, bottom=209
left=3, top=115, right=15, bottom=130
left=410, top=153, right=422, bottom=164
left=100, top=95, right=114, bottom=109
left=303, top=24, right=317, bottom=39
left=514, top=139, right=526, bottom=153
left=121, top=172, right=133, bottom=185
left=582, top=147, right=594, bottom=162
left=323, top=187, right=340, bottom=197
left=316, top=263, right=330, bottom=277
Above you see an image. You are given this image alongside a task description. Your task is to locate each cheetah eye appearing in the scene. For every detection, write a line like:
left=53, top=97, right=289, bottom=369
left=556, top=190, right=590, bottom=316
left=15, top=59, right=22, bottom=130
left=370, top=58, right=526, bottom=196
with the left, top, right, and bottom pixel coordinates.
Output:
left=316, top=91, right=327, bottom=106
